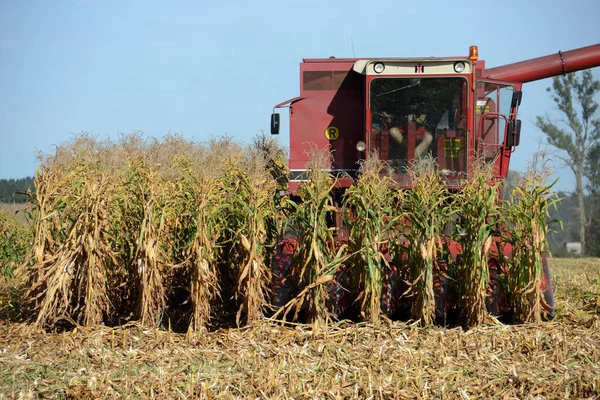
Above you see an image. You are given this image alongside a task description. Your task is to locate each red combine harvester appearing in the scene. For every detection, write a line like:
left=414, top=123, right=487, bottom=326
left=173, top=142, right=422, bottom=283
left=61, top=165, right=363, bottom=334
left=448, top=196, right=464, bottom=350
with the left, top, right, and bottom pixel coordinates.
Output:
left=270, top=44, right=600, bottom=322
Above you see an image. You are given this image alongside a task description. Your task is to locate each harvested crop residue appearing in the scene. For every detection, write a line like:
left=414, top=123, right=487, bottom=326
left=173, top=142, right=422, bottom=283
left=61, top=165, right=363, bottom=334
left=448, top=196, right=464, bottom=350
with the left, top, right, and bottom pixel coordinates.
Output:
left=1, top=259, right=598, bottom=399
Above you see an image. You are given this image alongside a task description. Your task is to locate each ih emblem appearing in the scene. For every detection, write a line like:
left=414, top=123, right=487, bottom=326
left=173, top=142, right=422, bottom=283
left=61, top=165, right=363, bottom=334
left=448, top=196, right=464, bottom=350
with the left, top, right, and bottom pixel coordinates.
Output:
left=415, top=64, right=424, bottom=73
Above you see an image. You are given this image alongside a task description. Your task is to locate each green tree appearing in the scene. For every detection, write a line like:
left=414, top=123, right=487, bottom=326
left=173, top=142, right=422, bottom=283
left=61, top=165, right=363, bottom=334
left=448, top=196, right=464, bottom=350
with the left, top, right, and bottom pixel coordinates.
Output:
left=502, top=170, right=522, bottom=201
left=0, top=177, right=34, bottom=203
left=585, top=143, right=600, bottom=256
left=546, top=191, right=579, bottom=256
left=536, top=70, right=600, bottom=256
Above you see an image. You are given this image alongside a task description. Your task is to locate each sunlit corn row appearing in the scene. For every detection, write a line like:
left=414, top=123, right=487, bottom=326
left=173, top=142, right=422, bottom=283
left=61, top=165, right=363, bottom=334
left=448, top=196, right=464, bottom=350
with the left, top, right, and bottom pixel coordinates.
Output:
left=19, top=133, right=289, bottom=332
left=287, top=150, right=556, bottom=327
left=16, top=134, right=556, bottom=330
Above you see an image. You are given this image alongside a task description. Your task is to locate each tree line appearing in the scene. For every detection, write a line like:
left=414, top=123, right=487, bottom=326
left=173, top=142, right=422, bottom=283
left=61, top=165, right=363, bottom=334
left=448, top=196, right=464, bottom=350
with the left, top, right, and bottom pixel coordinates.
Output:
left=536, top=70, right=600, bottom=257
left=0, top=177, right=34, bottom=203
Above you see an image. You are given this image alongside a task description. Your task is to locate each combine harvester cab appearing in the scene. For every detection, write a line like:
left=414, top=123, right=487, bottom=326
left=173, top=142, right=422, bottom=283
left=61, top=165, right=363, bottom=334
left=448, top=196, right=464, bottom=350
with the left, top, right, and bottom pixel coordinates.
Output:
left=271, top=44, right=600, bottom=323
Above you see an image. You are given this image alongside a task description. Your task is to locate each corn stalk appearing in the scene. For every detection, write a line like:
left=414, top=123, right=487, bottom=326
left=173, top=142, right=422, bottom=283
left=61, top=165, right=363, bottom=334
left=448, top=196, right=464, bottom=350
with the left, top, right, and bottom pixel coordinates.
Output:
left=165, top=159, right=222, bottom=334
left=222, top=155, right=280, bottom=327
left=25, top=153, right=118, bottom=327
left=401, top=157, right=451, bottom=325
left=344, top=156, right=401, bottom=323
left=279, top=148, right=347, bottom=324
left=503, top=153, right=558, bottom=323
left=454, top=157, right=502, bottom=327
left=123, top=160, right=172, bottom=328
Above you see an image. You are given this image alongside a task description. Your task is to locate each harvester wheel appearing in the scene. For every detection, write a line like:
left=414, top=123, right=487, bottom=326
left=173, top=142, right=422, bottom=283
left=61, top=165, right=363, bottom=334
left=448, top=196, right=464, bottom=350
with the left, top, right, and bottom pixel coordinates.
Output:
left=486, top=259, right=504, bottom=316
left=434, top=267, right=450, bottom=324
left=381, top=264, right=400, bottom=318
left=326, top=265, right=352, bottom=319
left=271, top=238, right=297, bottom=310
left=541, top=253, right=556, bottom=319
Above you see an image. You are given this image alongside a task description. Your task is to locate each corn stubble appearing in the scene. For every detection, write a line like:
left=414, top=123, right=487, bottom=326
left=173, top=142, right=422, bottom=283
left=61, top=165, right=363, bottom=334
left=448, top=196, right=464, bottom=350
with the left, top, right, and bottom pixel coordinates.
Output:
left=18, top=133, right=558, bottom=329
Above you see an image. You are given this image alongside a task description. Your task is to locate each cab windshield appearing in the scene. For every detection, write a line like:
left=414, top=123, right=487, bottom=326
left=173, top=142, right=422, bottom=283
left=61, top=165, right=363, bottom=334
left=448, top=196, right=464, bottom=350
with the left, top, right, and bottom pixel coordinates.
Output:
left=369, top=77, right=468, bottom=178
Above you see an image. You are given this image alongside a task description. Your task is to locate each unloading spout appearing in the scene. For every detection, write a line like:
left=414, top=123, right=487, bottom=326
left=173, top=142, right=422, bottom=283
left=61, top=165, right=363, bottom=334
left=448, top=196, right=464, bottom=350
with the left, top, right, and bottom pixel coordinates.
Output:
left=486, top=44, right=600, bottom=83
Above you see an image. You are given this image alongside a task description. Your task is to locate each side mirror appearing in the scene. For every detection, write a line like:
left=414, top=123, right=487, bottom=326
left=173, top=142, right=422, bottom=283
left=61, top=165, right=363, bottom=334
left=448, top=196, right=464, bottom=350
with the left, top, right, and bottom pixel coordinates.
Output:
left=511, top=91, right=523, bottom=109
left=270, top=113, right=280, bottom=135
left=513, top=119, right=521, bottom=146
left=506, top=119, right=521, bottom=148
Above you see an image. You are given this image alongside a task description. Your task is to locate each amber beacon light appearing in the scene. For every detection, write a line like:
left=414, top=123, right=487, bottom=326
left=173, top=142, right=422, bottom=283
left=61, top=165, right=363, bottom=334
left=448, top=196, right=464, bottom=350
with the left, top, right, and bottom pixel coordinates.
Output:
left=469, top=45, right=479, bottom=62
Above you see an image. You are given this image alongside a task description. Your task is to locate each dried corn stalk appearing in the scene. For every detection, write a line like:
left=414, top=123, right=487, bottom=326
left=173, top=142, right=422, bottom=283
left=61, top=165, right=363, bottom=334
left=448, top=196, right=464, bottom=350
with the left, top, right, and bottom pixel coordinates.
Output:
left=344, top=155, right=401, bottom=323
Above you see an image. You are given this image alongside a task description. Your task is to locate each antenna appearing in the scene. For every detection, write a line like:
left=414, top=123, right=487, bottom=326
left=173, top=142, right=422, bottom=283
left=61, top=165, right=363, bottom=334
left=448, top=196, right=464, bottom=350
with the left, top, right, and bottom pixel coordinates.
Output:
left=350, top=37, right=356, bottom=58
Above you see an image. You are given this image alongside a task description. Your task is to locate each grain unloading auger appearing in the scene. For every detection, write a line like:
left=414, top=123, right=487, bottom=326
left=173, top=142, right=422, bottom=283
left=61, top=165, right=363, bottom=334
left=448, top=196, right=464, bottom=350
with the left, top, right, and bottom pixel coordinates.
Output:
left=270, top=44, right=600, bottom=324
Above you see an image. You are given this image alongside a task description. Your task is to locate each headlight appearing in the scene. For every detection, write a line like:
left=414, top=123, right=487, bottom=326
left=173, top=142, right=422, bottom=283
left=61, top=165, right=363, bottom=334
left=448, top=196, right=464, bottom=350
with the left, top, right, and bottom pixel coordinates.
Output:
left=373, top=62, right=385, bottom=74
left=356, top=141, right=366, bottom=152
left=453, top=61, right=466, bottom=73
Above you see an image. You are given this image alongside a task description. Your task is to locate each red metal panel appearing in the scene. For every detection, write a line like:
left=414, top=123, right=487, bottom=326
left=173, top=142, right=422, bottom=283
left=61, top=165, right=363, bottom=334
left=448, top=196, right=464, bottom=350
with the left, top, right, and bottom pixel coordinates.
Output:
left=288, top=59, right=364, bottom=180
left=288, top=94, right=363, bottom=171
left=288, top=96, right=334, bottom=170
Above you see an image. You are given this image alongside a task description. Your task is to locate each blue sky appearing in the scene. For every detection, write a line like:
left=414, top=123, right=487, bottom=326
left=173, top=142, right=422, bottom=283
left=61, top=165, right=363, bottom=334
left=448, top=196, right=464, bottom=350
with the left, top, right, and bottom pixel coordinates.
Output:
left=1, top=0, right=599, bottom=193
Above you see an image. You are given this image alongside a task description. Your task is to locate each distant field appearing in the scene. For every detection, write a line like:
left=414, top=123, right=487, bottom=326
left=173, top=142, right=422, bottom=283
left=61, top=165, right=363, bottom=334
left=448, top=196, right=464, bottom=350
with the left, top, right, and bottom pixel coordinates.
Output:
left=0, top=257, right=598, bottom=399
left=0, top=203, right=30, bottom=225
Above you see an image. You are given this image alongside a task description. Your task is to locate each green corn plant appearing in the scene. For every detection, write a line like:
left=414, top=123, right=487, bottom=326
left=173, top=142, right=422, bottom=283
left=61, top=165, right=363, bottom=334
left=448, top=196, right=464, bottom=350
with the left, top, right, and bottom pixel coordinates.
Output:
left=401, top=156, right=452, bottom=326
left=0, top=209, right=33, bottom=322
left=454, top=156, right=502, bottom=327
left=344, top=155, right=402, bottom=323
left=0, top=210, right=32, bottom=279
left=503, top=154, right=558, bottom=323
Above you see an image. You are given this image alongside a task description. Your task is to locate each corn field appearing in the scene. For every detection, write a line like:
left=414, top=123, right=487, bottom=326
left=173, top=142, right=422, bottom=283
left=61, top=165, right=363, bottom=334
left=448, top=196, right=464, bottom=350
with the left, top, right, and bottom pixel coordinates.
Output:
left=5, top=133, right=559, bottom=331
